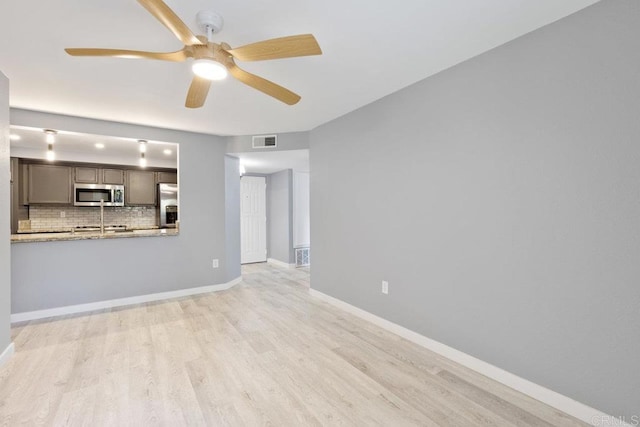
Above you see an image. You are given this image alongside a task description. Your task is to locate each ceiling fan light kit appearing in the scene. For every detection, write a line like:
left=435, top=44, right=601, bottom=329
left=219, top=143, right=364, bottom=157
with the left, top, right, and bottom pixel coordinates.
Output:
left=64, top=0, right=322, bottom=108
left=192, top=58, right=228, bottom=80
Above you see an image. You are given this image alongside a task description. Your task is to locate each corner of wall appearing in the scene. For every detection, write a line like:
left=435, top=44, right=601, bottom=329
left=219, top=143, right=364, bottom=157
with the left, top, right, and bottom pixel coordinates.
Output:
left=287, top=169, right=295, bottom=264
left=224, top=155, right=241, bottom=281
left=0, top=72, right=12, bottom=355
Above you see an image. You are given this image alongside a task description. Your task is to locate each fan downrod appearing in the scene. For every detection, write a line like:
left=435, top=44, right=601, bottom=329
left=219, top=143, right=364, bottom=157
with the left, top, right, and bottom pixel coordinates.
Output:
left=196, top=11, right=224, bottom=39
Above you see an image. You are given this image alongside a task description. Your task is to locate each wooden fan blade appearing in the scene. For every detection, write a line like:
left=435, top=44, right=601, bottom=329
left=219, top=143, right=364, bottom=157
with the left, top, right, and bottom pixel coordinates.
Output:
left=228, top=64, right=300, bottom=105
left=137, top=0, right=201, bottom=46
left=185, top=76, right=212, bottom=108
left=65, top=48, right=187, bottom=62
left=226, top=34, right=322, bottom=62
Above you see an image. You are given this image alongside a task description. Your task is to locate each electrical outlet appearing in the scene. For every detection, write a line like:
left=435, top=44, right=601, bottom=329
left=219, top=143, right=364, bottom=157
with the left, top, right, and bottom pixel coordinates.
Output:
left=212, top=259, right=219, bottom=269
left=382, top=280, right=389, bottom=295
left=60, top=211, right=65, bottom=218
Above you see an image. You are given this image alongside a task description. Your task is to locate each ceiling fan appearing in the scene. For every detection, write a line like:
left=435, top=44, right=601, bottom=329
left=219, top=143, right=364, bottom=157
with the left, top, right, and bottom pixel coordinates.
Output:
left=64, top=0, right=322, bottom=108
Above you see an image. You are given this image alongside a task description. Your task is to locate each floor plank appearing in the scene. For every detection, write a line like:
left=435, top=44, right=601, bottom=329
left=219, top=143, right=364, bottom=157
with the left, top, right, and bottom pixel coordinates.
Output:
left=0, top=263, right=586, bottom=426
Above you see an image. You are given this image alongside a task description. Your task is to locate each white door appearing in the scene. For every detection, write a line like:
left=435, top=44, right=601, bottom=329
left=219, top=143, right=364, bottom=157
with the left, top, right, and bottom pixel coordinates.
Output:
left=241, top=176, right=267, bottom=264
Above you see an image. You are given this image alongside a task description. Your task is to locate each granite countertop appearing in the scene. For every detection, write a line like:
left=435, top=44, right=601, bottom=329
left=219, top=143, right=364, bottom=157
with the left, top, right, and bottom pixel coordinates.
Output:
left=16, top=225, right=160, bottom=234
left=11, top=228, right=179, bottom=243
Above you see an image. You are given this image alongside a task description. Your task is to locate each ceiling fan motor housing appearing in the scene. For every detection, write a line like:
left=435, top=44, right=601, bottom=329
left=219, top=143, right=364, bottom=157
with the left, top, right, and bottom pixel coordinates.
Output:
left=196, top=10, right=224, bottom=35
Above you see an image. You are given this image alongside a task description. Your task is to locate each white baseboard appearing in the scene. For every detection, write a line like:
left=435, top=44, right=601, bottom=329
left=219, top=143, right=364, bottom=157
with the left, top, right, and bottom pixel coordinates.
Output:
left=309, top=288, right=629, bottom=427
left=267, top=258, right=295, bottom=269
left=11, top=276, right=243, bottom=323
left=0, top=342, right=15, bottom=368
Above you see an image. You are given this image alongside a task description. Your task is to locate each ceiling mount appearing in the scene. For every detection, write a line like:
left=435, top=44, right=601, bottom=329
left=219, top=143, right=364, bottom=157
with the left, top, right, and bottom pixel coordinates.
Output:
left=196, top=11, right=224, bottom=38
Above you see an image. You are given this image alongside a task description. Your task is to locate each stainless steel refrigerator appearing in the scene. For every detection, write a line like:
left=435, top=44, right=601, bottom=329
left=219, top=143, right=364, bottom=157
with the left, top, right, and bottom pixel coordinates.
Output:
left=157, top=183, right=178, bottom=228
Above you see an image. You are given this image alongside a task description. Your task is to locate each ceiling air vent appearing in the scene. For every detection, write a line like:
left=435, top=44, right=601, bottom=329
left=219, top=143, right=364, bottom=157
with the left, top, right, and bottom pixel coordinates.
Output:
left=252, top=135, right=277, bottom=149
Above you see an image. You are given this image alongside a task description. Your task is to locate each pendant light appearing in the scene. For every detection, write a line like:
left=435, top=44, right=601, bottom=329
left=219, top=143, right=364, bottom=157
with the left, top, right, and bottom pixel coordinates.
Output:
left=138, top=140, right=148, bottom=167
left=44, top=129, right=57, bottom=161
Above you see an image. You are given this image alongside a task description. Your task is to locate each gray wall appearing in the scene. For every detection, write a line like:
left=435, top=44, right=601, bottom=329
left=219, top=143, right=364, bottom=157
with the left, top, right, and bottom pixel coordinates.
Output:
left=0, top=73, right=10, bottom=354
left=11, top=109, right=241, bottom=313
left=227, top=131, right=309, bottom=153
left=310, top=0, right=640, bottom=419
left=224, top=155, right=241, bottom=280
left=268, top=169, right=294, bottom=264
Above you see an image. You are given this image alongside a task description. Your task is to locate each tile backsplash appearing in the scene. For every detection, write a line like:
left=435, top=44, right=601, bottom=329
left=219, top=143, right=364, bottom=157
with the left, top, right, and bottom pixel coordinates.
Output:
left=28, top=206, right=156, bottom=231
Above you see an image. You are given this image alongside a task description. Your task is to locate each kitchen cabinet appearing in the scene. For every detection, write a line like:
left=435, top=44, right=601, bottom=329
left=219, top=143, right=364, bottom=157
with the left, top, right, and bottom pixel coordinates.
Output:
left=28, top=164, right=72, bottom=204
left=75, top=167, right=99, bottom=183
left=10, top=158, right=18, bottom=233
left=156, top=171, right=177, bottom=184
left=20, top=163, right=28, bottom=205
left=74, top=167, right=124, bottom=185
left=125, top=170, right=156, bottom=205
left=14, top=160, right=174, bottom=207
left=10, top=158, right=18, bottom=183
left=102, top=168, right=124, bottom=185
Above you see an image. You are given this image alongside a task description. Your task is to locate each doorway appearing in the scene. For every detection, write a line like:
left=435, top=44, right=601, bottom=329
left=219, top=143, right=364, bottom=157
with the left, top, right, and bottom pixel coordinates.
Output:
left=240, top=176, right=267, bottom=264
left=231, top=149, right=310, bottom=269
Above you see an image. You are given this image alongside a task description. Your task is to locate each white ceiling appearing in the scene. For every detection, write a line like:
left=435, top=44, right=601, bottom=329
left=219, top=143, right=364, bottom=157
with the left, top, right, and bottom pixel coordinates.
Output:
left=10, top=126, right=178, bottom=168
left=0, top=0, right=599, bottom=136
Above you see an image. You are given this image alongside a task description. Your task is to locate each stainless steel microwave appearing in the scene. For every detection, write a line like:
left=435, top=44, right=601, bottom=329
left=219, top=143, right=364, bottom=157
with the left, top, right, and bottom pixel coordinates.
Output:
left=74, top=184, right=125, bottom=207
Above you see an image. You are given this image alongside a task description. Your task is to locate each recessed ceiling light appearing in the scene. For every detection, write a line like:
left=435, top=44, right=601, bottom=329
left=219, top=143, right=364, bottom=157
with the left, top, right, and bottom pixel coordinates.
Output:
left=95, top=143, right=105, bottom=149
left=10, top=134, right=20, bottom=141
left=163, top=149, right=172, bottom=155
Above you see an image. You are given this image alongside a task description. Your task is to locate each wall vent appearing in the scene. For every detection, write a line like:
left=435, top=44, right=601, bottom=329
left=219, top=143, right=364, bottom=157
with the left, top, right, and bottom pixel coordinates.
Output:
left=295, top=247, right=310, bottom=267
left=252, top=135, right=277, bottom=149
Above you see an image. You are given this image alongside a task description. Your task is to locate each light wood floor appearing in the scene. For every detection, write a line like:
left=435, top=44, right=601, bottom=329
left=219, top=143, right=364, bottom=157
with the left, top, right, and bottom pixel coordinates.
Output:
left=0, top=263, right=585, bottom=426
